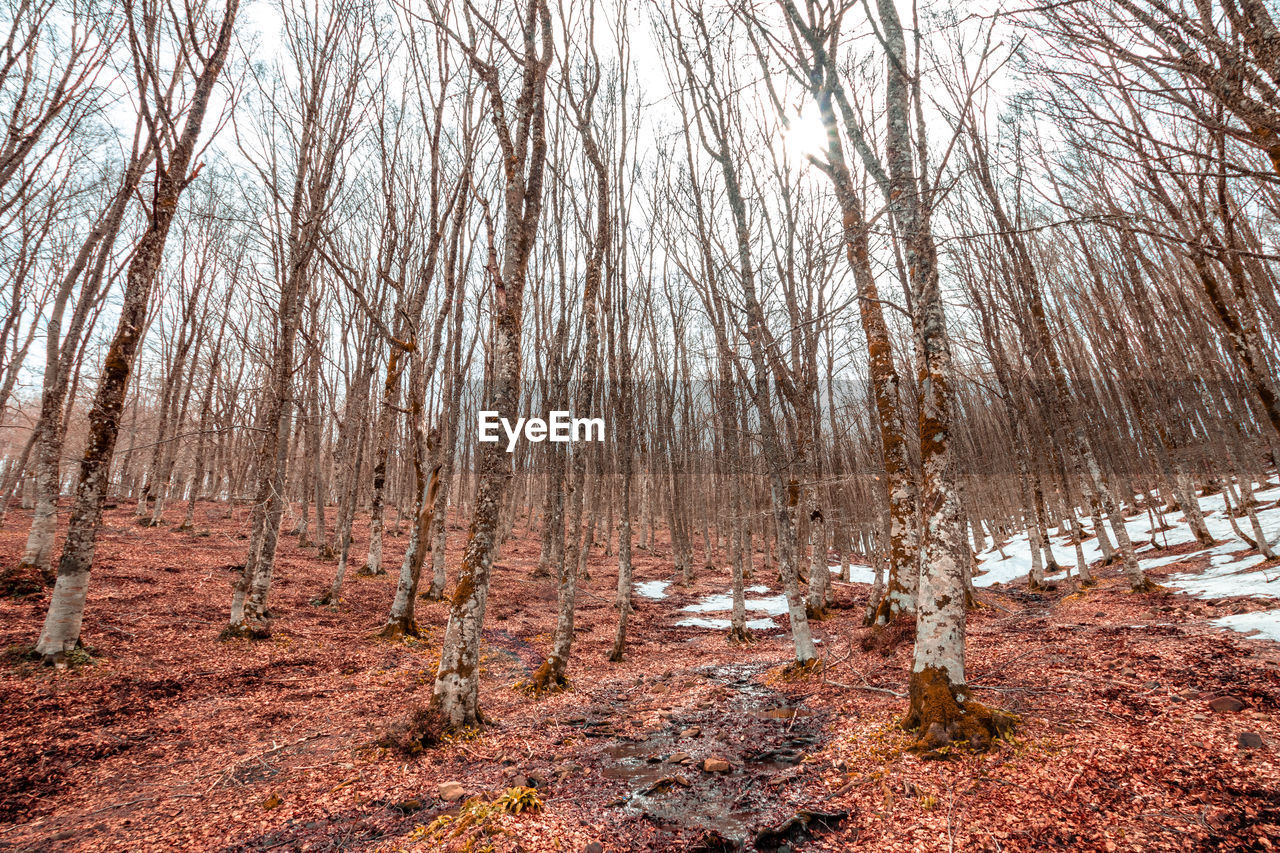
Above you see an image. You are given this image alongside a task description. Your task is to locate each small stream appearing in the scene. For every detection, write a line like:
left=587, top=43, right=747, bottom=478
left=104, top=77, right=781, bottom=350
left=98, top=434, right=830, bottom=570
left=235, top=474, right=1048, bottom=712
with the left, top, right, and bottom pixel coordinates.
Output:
left=596, top=662, right=841, bottom=850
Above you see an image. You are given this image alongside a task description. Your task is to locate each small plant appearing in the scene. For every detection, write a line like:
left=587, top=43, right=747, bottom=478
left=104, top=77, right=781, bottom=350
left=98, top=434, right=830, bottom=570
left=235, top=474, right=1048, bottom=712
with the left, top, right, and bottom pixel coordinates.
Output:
left=410, top=787, right=540, bottom=851
left=495, top=786, right=541, bottom=815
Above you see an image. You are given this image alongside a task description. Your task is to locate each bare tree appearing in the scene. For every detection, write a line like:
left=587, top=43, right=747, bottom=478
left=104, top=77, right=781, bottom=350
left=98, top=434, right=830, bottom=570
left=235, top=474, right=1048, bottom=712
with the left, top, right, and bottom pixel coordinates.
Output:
left=427, top=0, right=554, bottom=730
left=35, top=0, right=240, bottom=662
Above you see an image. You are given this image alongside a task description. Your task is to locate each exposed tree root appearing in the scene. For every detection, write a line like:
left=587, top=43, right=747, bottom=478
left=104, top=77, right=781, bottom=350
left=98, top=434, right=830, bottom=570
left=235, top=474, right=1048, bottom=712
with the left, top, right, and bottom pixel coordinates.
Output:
left=806, top=604, right=830, bottom=621
left=310, top=590, right=339, bottom=607
left=36, top=643, right=98, bottom=670
left=356, top=565, right=384, bottom=578
left=376, top=618, right=421, bottom=641
left=218, top=621, right=271, bottom=641
left=727, top=624, right=754, bottom=645
left=905, top=666, right=1016, bottom=755
left=521, top=661, right=569, bottom=695
left=1130, top=575, right=1161, bottom=593
left=780, top=657, right=822, bottom=680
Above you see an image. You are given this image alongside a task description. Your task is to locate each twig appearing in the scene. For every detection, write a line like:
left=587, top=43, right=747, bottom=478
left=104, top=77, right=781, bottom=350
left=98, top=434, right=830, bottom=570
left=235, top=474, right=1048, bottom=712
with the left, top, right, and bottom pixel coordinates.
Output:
left=82, top=793, right=204, bottom=817
left=1065, top=747, right=1098, bottom=793
left=946, top=783, right=956, bottom=853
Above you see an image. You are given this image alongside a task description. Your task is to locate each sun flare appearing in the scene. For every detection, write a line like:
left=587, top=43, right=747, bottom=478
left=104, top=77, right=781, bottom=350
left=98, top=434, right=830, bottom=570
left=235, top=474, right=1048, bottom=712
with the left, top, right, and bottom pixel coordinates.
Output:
left=784, top=101, right=830, bottom=162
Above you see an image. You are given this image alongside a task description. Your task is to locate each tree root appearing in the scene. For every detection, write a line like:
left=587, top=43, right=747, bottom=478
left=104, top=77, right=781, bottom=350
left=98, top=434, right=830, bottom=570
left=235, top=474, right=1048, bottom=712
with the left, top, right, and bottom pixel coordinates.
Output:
left=36, top=643, right=97, bottom=670
left=905, top=666, right=1016, bottom=755
left=806, top=603, right=831, bottom=621
left=1130, top=575, right=1161, bottom=593
left=781, top=657, right=822, bottom=680
left=520, top=661, right=569, bottom=695
left=219, top=621, right=271, bottom=641
left=377, top=618, right=421, bottom=641
left=727, top=624, right=754, bottom=645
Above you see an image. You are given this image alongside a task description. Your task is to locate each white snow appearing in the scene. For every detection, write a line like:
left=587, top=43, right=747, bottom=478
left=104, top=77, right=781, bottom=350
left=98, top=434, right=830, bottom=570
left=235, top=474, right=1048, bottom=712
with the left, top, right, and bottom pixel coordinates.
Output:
left=659, top=482, right=1280, bottom=644
left=969, top=483, right=1280, bottom=589
left=676, top=616, right=778, bottom=631
left=1211, top=610, right=1280, bottom=643
left=674, top=585, right=789, bottom=632
left=831, top=563, right=879, bottom=585
left=967, top=481, right=1280, bottom=643
left=681, top=590, right=789, bottom=616
left=1167, top=552, right=1274, bottom=599
left=634, top=580, right=671, bottom=600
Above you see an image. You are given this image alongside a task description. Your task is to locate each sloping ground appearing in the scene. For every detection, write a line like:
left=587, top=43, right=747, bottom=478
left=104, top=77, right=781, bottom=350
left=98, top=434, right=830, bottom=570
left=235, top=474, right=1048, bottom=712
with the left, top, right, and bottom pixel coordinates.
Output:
left=0, top=499, right=1276, bottom=852
left=973, top=483, right=1280, bottom=643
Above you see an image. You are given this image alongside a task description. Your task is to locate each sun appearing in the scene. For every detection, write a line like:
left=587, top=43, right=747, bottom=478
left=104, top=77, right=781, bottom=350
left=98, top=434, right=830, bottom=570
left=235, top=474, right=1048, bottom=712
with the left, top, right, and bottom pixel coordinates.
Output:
left=784, top=101, right=831, bottom=162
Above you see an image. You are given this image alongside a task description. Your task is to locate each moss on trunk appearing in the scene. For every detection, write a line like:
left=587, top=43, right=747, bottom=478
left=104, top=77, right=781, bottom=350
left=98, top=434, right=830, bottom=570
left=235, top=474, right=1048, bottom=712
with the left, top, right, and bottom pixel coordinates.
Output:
left=377, top=617, right=421, bottom=641
left=905, top=665, right=1015, bottom=754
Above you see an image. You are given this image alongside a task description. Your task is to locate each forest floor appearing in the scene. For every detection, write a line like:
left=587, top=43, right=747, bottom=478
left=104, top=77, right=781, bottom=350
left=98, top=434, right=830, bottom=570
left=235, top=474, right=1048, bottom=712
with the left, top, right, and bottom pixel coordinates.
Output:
left=1, top=499, right=1279, bottom=852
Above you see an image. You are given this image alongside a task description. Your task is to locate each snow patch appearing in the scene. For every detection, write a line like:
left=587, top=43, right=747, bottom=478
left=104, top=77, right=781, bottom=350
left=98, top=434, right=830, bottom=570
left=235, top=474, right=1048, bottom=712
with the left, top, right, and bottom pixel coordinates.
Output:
left=831, top=563, right=878, bottom=585
left=972, top=481, right=1280, bottom=597
left=676, top=616, right=778, bottom=631
left=674, top=586, right=792, bottom=632
left=1212, top=610, right=1280, bottom=643
left=1167, top=553, right=1275, bottom=599
left=634, top=580, right=671, bottom=600
left=681, top=590, right=789, bottom=617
